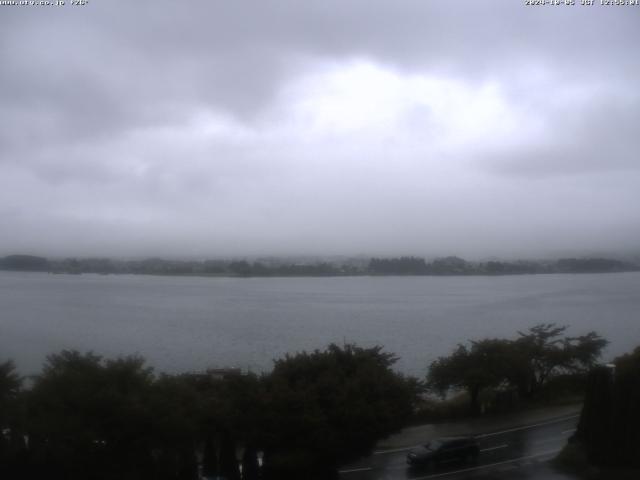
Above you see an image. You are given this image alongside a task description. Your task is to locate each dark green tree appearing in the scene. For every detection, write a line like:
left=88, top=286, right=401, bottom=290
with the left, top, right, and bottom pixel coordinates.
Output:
left=146, top=374, right=202, bottom=480
left=182, top=371, right=265, bottom=480
left=609, top=346, right=640, bottom=466
left=0, top=360, right=25, bottom=476
left=0, top=360, right=21, bottom=422
left=427, top=325, right=608, bottom=414
left=262, top=343, right=419, bottom=478
left=26, top=351, right=157, bottom=479
left=576, top=346, right=640, bottom=468
left=514, top=324, right=607, bottom=397
left=427, top=339, right=512, bottom=415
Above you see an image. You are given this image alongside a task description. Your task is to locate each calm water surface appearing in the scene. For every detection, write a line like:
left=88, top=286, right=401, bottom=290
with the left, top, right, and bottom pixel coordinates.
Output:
left=1, top=271, right=639, bottom=376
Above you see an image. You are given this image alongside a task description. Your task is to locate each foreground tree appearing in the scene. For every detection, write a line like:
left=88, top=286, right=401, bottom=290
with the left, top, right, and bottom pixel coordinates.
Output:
left=262, top=344, right=420, bottom=479
left=26, top=351, right=157, bottom=479
left=0, top=360, right=21, bottom=422
left=178, top=370, right=266, bottom=480
left=427, top=339, right=512, bottom=415
left=575, top=346, right=640, bottom=468
left=0, top=360, right=24, bottom=476
left=427, top=324, right=608, bottom=414
left=514, top=324, right=608, bottom=397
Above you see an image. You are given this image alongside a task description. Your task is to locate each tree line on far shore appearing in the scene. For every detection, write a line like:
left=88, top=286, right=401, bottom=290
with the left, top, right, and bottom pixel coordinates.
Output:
left=0, top=324, right=621, bottom=479
left=1, top=254, right=638, bottom=277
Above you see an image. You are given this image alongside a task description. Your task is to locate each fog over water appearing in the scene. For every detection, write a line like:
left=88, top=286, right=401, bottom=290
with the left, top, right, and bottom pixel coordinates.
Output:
left=1, top=1, right=639, bottom=259
left=2, top=271, right=639, bottom=376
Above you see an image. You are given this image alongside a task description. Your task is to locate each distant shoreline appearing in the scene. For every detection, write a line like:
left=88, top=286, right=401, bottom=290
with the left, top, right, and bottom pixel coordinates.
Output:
left=1, top=253, right=638, bottom=279
left=33, top=271, right=640, bottom=280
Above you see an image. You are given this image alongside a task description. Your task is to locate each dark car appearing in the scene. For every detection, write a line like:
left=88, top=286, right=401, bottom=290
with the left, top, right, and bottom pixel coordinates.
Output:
left=406, top=436, right=479, bottom=469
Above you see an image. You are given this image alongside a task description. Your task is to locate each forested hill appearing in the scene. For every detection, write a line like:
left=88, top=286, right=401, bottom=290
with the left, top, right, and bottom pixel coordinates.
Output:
left=0, top=254, right=638, bottom=277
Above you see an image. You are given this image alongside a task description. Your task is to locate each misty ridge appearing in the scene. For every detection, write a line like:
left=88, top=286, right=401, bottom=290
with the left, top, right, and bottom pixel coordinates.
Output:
left=1, top=253, right=638, bottom=277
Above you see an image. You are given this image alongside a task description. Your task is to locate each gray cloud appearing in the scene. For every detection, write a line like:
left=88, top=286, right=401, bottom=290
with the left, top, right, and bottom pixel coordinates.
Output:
left=485, top=94, right=640, bottom=177
left=1, top=1, right=639, bottom=258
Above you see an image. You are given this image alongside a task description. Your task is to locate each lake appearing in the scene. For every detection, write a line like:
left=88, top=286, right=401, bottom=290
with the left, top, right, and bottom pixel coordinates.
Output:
left=1, top=271, right=639, bottom=377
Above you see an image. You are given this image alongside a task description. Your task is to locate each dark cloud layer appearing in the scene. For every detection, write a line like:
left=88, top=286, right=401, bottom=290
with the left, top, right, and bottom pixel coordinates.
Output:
left=1, top=1, right=639, bottom=258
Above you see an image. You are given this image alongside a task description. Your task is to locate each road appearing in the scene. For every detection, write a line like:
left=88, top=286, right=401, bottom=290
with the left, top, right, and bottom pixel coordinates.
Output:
left=338, top=414, right=580, bottom=480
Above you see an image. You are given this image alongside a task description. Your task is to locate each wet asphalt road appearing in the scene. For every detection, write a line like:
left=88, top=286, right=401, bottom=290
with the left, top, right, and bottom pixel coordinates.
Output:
left=338, top=414, right=580, bottom=480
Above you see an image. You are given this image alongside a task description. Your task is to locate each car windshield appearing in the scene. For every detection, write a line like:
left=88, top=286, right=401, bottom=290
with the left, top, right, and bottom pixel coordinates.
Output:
left=425, top=440, right=443, bottom=451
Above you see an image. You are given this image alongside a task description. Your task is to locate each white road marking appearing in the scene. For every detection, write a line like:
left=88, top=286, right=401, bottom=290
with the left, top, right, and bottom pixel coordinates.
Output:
left=411, top=448, right=562, bottom=479
left=338, top=466, right=373, bottom=474
left=475, top=414, right=580, bottom=438
left=373, top=446, right=418, bottom=455
left=480, top=443, right=508, bottom=452
left=561, top=428, right=576, bottom=435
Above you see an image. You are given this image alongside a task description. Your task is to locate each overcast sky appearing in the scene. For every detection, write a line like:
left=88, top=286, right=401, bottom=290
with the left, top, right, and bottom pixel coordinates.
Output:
left=1, top=0, right=639, bottom=259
